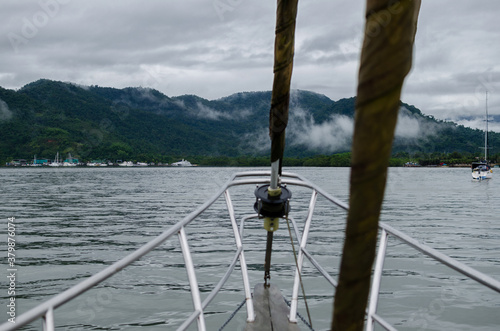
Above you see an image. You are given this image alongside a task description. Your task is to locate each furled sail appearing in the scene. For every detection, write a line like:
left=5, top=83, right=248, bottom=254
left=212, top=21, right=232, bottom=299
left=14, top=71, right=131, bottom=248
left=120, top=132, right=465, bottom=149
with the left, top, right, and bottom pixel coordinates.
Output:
left=331, top=1, right=421, bottom=330
left=269, top=0, right=298, bottom=174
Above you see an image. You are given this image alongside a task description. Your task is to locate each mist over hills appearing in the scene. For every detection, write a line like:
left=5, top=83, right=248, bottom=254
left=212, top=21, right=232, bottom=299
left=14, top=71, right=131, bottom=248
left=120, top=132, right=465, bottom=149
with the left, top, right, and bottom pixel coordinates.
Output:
left=0, top=79, right=498, bottom=164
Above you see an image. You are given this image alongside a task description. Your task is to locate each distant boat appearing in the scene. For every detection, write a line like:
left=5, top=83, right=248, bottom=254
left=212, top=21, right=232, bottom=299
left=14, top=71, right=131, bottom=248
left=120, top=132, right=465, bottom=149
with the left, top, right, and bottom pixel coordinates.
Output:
left=63, top=153, right=77, bottom=167
left=471, top=162, right=492, bottom=180
left=49, top=152, right=62, bottom=167
left=171, top=159, right=193, bottom=167
left=472, top=91, right=493, bottom=180
left=87, top=160, right=108, bottom=166
left=136, top=162, right=148, bottom=166
left=118, top=161, right=134, bottom=167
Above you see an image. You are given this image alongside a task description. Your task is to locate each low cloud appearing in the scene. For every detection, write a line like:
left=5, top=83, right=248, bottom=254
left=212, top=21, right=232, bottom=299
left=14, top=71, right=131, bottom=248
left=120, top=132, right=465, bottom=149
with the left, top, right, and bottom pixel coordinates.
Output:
left=395, top=106, right=441, bottom=140
left=395, top=108, right=421, bottom=139
left=134, top=87, right=158, bottom=101
left=68, top=82, right=90, bottom=91
left=0, top=99, right=13, bottom=121
left=191, top=101, right=252, bottom=121
left=243, top=127, right=270, bottom=153
left=456, top=117, right=500, bottom=133
left=287, top=106, right=444, bottom=153
left=288, top=107, right=354, bottom=152
left=110, top=87, right=170, bottom=115
left=194, top=101, right=232, bottom=120
left=243, top=105, right=457, bottom=155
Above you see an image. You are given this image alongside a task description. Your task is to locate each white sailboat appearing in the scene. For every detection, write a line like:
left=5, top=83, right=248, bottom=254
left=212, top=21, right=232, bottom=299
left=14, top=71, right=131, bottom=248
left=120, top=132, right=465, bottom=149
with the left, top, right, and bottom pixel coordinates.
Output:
left=49, top=152, right=62, bottom=167
left=472, top=91, right=493, bottom=180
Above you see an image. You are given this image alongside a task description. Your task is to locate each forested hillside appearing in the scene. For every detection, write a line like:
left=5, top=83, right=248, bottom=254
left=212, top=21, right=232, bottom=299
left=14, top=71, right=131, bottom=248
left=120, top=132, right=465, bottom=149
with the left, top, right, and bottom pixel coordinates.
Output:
left=1, top=79, right=498, bottom=165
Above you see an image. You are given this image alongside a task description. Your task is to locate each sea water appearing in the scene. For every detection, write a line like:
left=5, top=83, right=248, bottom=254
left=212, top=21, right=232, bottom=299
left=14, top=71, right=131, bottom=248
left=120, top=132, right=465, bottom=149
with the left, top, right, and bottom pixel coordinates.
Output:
left=0, top=167, right=498, bottom=330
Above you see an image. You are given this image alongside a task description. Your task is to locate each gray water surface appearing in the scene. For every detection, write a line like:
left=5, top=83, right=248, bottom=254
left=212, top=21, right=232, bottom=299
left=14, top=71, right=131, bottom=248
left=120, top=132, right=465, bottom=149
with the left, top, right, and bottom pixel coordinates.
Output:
left=0, top=167, right=498, bottom=330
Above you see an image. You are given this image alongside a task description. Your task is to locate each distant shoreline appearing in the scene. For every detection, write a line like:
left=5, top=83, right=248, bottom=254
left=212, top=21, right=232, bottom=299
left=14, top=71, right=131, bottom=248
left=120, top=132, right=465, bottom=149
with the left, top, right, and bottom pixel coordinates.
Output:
left=2, top=164, right=497, bottom=169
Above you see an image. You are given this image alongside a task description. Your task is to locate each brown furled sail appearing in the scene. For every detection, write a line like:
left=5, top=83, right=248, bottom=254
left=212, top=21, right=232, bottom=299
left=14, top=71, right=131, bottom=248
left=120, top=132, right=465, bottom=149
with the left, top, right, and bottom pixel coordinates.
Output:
left=331, top=1, right=421, bottom=331
left=269, top=0, right=299, bottom=174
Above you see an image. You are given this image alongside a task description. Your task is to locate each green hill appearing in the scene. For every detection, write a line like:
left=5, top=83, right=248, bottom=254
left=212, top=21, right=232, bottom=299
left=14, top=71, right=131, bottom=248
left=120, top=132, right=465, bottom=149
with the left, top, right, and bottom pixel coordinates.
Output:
left=0, top=79, right=498, bottom=165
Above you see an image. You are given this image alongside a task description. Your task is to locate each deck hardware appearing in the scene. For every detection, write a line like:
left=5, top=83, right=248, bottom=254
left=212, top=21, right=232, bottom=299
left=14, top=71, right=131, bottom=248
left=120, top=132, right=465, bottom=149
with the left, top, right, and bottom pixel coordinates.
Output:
left=254, top=184, right=291, bottom=218
left=254, top=184, right=292, bottom=286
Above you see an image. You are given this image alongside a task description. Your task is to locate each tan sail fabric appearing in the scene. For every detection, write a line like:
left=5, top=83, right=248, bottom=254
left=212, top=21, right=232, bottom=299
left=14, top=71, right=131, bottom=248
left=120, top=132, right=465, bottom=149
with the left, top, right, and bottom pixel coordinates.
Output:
left=331, top=1, right=421, bottom=330
left=269, top=0, right=299, bottom=173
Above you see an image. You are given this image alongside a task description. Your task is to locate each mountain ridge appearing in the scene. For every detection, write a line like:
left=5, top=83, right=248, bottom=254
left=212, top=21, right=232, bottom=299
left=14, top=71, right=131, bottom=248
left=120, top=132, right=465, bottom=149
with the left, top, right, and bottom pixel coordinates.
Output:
left=1, top=79, right=498, bottom=164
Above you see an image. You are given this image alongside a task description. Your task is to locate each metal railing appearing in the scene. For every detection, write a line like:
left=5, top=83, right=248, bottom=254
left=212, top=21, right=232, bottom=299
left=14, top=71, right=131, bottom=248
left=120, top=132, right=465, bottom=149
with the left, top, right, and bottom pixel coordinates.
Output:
left=366, top=222, right=500, bottom=331
left=1, top=170, right=499, bottom=331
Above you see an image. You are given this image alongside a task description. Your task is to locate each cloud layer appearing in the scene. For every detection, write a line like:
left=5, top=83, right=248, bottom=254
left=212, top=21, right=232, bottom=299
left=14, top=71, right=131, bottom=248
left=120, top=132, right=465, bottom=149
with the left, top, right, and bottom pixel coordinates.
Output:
left=285, top=106, right=445, bottom=153
left=0, top=0, right=499, bottom=131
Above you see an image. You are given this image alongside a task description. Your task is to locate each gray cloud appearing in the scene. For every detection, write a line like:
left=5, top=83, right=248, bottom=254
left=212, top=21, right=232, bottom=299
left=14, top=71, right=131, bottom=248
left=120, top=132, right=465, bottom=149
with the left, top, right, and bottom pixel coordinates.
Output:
left=1, top=0, right=499, bottom=131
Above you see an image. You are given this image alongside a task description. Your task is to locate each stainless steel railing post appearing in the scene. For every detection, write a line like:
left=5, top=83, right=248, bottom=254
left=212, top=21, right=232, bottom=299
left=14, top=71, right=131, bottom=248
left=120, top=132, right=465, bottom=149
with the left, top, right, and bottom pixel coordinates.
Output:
left=178, top=226, right=206, bottom=331
left=366, top=229, right=389, bottom=331
left=42, top=308, right=55, bottom=331
left=289, top=190, right=318, bottom=323
left=224, top=190, right=255, bottom=322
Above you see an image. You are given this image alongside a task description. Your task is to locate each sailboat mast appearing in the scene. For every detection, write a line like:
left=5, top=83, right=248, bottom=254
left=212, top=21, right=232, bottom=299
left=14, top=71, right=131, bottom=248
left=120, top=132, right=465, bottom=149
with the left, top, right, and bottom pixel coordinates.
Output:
left=485, top=90, right=488, bottom=162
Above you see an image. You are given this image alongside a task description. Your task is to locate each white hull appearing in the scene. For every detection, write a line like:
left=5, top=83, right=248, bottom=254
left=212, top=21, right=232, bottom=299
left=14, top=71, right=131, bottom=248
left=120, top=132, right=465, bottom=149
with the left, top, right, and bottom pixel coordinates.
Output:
left=50, top=152, right=62, bottom=166
left=472, top=169, right=493, bottom=180
left=171, top=159, right=193, bottom=167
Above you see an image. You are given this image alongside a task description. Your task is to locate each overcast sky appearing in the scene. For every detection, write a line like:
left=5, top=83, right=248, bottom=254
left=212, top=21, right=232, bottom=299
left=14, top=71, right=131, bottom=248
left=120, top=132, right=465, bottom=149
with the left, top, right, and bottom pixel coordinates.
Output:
left=1, top=0, right=499, bottom=131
